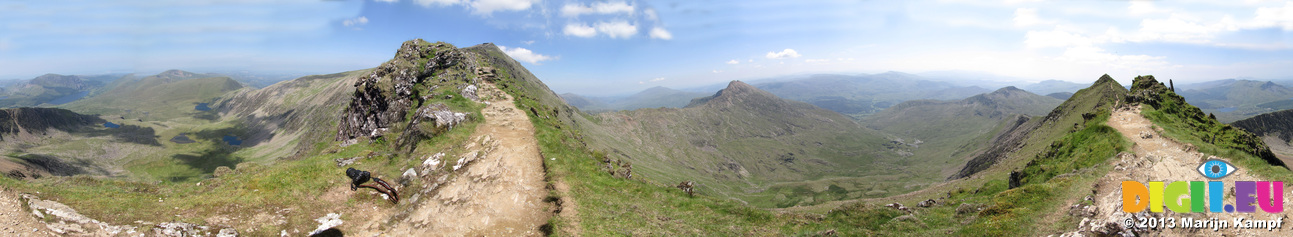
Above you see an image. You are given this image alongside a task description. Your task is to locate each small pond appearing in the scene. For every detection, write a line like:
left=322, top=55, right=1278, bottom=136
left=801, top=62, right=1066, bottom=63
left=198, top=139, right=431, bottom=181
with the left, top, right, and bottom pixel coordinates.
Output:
left=195, top=103, right=212, bottom=111
left=103, top=122, right=120, bottom=128
left=222, top=135, right=242, bottom=146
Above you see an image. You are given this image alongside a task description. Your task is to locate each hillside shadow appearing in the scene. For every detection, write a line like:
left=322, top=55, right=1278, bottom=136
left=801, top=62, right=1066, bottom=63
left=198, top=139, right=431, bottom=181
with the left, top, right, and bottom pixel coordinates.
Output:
left=190, top=125, right=268, bottom=147
left=75, top=124, right=162, bottom=146
left=13, top=154, right=109, bottom=177
left=170, top=148, right=243, bottom=181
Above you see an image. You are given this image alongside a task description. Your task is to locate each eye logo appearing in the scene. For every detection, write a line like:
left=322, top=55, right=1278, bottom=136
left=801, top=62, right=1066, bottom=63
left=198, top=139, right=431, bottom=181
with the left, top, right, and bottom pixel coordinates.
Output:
left=1197, top=159, right=1237, bottom=179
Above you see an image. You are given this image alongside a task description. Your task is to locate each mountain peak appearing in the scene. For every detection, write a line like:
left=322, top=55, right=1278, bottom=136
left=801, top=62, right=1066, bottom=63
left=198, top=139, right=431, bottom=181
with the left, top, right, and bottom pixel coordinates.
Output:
left=995, top=86, right=1024, bottom=93
left=722, top=80, right=757, bottom=93
left=685, top=80, right=781, bottom=108
left=159, top=69, right=195, bottom=78
left=640, top=86, right=674, bottom=93
left=1095, top=74, right=1115, bottom=84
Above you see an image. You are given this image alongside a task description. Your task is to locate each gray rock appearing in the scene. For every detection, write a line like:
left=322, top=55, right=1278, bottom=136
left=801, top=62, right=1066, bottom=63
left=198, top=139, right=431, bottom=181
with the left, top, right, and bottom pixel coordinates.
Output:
left=217, top=228, right=238, bottom=237
left=462, top=84, right=479, bottom=101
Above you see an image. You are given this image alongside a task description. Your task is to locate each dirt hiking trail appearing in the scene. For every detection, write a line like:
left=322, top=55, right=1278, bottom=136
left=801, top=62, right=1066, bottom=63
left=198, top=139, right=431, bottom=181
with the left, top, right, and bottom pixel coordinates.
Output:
left=352, top=82, right=551, bottom=236
left=1067, top=105, right=1293, bottom=236
left=0, top=188, right=55, bottom=237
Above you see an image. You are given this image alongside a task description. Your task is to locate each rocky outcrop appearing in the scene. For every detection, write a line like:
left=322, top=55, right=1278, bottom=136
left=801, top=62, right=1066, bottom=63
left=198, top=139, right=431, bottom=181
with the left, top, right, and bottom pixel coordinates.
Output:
left=336, top=40, right=470, bottom=141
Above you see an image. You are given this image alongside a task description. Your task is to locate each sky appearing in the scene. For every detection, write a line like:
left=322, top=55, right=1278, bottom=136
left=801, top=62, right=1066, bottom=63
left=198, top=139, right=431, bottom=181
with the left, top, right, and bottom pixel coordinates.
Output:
left=1, top=0, right=1292, bottom=96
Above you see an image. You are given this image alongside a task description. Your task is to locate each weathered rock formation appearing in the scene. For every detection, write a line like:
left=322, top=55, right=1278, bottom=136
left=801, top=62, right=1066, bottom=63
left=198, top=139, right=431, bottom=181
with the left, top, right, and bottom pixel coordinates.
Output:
left=336, top=40, right=482, bottom=147
left=336, top=40, right=467, bottom=141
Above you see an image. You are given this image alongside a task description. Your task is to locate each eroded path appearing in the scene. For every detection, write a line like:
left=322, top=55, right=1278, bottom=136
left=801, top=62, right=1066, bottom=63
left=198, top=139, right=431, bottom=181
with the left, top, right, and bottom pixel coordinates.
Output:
left=354, top=82, right=550, bottom=236
left=0, top=188, right=55, bottom=237
left=1074, top=105, right=1293, bottom=236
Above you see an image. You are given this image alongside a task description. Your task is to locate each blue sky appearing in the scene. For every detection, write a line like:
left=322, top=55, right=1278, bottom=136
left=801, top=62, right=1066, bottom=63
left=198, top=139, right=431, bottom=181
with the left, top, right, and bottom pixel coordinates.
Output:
left=2, top=0, right=1292, bottom=95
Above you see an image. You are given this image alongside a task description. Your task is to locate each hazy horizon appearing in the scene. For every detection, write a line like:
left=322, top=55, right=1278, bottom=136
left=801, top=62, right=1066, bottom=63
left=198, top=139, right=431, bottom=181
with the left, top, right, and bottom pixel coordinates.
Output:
left=3, top=1, right=1292, bottom=95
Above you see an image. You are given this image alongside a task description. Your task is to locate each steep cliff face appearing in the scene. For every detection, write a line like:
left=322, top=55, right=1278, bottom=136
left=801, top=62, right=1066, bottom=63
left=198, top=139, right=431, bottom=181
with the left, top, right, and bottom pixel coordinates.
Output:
left=0, top=108, right=104, bottom=140
left=1233, top=109, right=1293, bottom=141
left=1234, top=109, right=1293, bottom=165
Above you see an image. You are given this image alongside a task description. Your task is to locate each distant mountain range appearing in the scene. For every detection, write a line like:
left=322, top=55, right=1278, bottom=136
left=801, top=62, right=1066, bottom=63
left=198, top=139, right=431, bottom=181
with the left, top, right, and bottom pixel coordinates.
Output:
left=1175, top=79, right=1293, bottom=122
left=751, top=72, right=992, bottom=118
left=559, top=86, right=708, bottom=112
left=561, top=72, right=1095, bottom=120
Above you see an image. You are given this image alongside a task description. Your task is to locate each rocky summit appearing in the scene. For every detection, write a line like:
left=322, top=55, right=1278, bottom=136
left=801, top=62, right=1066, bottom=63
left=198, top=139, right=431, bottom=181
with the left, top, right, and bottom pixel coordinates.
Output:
left=336, top=40, right=474, bottom=142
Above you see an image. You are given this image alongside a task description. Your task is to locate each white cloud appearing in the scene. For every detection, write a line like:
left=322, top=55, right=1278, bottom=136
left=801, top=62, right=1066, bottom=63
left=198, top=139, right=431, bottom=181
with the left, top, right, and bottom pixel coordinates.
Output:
left=748, top=59, right=753, bottom=63
left=765, top=49, right=801, bottom=59
left=414, top=0, right=461, bottom=7
left=498, top=45, right=555, bottom=64
left=470, top=0, right=537, bottom=14
left=595, top=21, right=638, bottom=39
left=638, top=77, right=665, bottom=84
left=342, top=16, right=369, bottom=27
left=563, top=23, right=597, bottom=37
left=414, top=0, right=535, bottom=15
left=0, top=39, right=10, bottom=51
left=649, top=27, right=672, bottom=40
left=1012, top=8, right=1050, bottom=27
left=561, top=1, right=634, bottom=17
left=805, top=59, right=830, bottom=63
left=522, top=40, right=535, bottom=45
left=712, top=69, right=723, bottom=73
left=563, top=21, right=639, bottom=39
left=374, top=0, right=399, bottom=3
left=726, top=60, right=740, bottom=65
left=1250, top=2, right=1293, bottom=30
